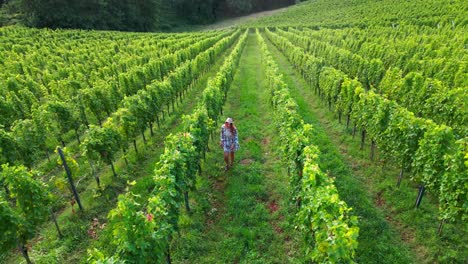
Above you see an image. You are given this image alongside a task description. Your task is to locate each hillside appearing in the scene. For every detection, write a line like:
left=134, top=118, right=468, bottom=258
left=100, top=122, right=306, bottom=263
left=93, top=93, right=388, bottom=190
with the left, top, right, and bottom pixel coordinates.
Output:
left=250, top=0, right=468, bottom=28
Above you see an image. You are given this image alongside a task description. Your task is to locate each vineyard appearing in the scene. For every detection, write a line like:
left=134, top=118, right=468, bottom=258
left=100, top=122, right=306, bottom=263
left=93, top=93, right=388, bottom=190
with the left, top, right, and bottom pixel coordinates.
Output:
left=0, top=0, right=467, bottom=263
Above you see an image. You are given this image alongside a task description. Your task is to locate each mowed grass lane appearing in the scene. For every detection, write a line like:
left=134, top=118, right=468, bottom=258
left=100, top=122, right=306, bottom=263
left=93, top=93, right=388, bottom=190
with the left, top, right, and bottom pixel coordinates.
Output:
left=173, top=32, right=301, bottom=263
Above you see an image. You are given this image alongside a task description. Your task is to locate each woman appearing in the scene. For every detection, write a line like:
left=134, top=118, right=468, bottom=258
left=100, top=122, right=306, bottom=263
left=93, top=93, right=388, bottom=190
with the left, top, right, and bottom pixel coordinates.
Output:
left=220, top=117, right=239, bottom=171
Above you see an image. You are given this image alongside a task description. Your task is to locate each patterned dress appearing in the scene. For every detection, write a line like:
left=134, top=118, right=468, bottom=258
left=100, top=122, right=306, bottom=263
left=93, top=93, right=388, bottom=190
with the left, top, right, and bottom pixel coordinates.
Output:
left=220, top=124, right=239, bottom=153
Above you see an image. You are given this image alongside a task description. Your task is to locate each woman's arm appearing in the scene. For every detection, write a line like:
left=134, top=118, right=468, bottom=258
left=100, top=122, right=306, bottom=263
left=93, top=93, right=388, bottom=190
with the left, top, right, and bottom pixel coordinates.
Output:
left=220, top=126, right=224, bottom=148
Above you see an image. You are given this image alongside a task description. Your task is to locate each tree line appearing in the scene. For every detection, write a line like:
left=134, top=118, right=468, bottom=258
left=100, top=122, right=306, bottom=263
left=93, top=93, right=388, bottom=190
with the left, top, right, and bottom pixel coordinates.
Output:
left=1, top=0, right=297, bottom=31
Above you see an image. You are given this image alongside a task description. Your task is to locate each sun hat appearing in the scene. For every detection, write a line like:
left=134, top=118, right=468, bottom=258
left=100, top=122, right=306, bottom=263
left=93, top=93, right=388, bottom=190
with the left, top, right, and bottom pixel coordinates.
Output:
left=225, top=117, right=233, bottom=123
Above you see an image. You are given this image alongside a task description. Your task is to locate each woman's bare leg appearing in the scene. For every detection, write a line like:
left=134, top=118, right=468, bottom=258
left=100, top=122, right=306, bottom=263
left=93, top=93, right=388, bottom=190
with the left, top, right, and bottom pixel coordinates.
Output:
left=224, top=152, right=229, bottom=168
left=229, top=152, right=235, bottom=166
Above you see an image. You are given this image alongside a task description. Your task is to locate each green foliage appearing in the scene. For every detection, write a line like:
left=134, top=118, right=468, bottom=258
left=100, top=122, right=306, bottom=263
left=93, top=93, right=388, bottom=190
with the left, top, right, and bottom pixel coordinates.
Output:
left=412, top=125, right=455, bottom=193
left=55, top=147, right=80, bottom=179
left=110, top=108, right=140, bottom=146
left=107, top=193, right=165, bottom=263
left=9, top=118, right=47, bottom=167
left=297, top=146, right=359, bottom=263
left=266, top=25, right=467, bottom=223
left=0, top=128, right=21, bottom=165
left=439, top=138, right=468, bottom=222
left=43, top=100, right=81, bottom=145
left=0, top=197, right=23, bottom=252
left=258, top=28, right=359, bottom=262
left=0, top=164, right=53, bottom=261
left=173, top=0, right=295, bottom=23
left=182, top=108, right=214, bottom=158
left=1, top=164, right=52, bottom=226
left=87, top=248, right=124, bottom=264
left=272, top=27, right=467, bottom=136
left=251, top=0, right=467, bottom=28
left=227, top=0, right=253, bottom=15
left=173, top=0, right=218, bottom=24
left=81, top=125, right=121, bottom=165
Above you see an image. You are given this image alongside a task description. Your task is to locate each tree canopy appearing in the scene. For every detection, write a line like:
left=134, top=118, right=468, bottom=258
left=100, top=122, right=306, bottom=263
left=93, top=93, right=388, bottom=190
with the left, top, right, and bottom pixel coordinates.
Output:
left=2, top=0, right=296, bottom=30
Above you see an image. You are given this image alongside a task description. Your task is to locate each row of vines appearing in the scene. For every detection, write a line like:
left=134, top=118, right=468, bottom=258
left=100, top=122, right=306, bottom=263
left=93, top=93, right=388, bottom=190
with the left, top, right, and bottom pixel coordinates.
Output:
left=274, top=27, right=467, bottom=137
left=0, top=28, right=233, bottom=168
left=257, top=29, right=359, bottom=263
left=264, top=28, right=467, bottom=229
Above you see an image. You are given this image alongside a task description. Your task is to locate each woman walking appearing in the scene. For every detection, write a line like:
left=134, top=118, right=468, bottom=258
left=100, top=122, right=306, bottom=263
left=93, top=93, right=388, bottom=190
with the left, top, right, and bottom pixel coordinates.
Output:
left=220, top=117, right=239, bottom=171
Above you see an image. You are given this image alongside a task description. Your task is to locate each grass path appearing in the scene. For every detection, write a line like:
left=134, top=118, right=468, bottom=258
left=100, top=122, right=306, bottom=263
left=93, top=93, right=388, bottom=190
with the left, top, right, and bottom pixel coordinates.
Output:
left=263, top=34, right=417, bottom=263
left=173, top=33, right=301, bottom=263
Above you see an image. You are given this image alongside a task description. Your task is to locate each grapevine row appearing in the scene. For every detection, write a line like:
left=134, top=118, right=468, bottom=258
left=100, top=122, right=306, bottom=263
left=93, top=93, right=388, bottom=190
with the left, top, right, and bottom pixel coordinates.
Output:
left=249, top=0, right=467, bottom=29
left=0, top=30, right=227, bottom=131
left=298, top=26, right=466, bottom=89
left=0, top=30, right=236, bottom=170
left=257, top=29, right=359, bottom=263
left=275, top=28, right=467, bottom=136
left=265, top=28, right=467, bottom=225
left=0, top=164, right=55, bottom=264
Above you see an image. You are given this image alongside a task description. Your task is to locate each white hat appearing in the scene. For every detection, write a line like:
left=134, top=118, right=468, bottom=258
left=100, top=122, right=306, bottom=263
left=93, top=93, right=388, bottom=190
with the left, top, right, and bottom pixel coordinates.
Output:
left=225, top=117, right=233, bottom=123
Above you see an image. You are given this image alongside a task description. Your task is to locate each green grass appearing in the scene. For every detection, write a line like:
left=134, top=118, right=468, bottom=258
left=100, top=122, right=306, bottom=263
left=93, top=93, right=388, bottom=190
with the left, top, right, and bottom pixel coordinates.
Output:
left=264, top=32, right=467, bottom=263
left=172, top=32, right=301, bottom=263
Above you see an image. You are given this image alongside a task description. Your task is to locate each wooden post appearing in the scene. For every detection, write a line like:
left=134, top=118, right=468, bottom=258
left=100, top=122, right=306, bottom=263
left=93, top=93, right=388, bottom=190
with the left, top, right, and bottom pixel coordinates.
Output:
left=19, top=242, right=33, bottom=264
left=415, top=185, right=425, bottom=208
left=438, top=219, right=445, bottom=236
left=396, top=167, right=404, bottom=188
left=141, top=130, right=147, bottom=145
left=149, top=122, right=154, bottom=137
left=122, top=148, right=129, bottom=167
left=360, top=129, right=366, bottom=150
left=109, top=158, right=117, bottom=178
left=133, top=139, right=138, bottom=154
left=51, top=209, right=63, bottom=239
left=166, top=241, right=172, bottom=264
left=58, top=147, right=83, bottom=211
